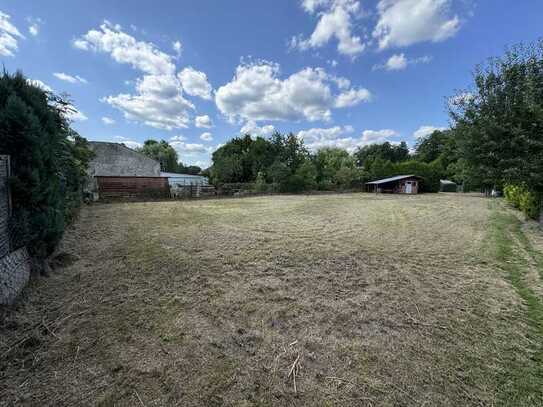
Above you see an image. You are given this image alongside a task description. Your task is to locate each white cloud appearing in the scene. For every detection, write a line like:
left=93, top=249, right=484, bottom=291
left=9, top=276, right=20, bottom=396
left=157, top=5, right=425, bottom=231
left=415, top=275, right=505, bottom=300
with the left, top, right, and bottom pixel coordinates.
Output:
left=413, top=125, right=446, bottom=139
left=292, top=0, right=365, bottom=57
left=195, top=114, right=213, bottom=128
left=172, top=40, right=182, bottom=58
left=373, top=0, right=460, bottom=50
left=75, top=22, right=197, bottom=131
left=28, top=24, right=38, bottom=36
left=112, top=136, right=142, bottom=149
left=73, top=21, right=175, bottom=75
left=385, top=53, right=407, bottom=70
left=301, top=0, right=331, bottom=13
left=200, top=132, right=213, bottom=142
left=103, top=74, right=194, bottom=130
left=102, top=116, right=115, bottom=125
left=53, top=72, right=88, bottom=84
left=123, top=140, right=142, bottom=149
left=373, top=53, right=432, bottom=71
left=170, top=140, right=211, bottom=154
left=361, top=128, right=399, bottom=143
left=170, top=134, right=186, bottom=142
left=298, top=126, right=399, bottom=152
left=65, top=107, right=88, bottom=122
left=240, top=120, right=276, bottom=138
left=26, top=17, right=42, bottom=37
left=0, top=11, right=23, bottom=57
left=334, top=88, right=371, bottom=107
left=178, top=67, right=213, bottom=100
left=27, top=79, right=53, bottom=93
left=216, top=61, right=370, bottom=123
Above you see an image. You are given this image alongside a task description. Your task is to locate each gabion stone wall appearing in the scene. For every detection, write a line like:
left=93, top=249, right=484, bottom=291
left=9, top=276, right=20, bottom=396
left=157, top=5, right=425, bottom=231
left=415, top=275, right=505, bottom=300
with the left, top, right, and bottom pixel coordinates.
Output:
left=0, top=155, right=32, bottom=305
left=0, top=247, right=31, bottom=305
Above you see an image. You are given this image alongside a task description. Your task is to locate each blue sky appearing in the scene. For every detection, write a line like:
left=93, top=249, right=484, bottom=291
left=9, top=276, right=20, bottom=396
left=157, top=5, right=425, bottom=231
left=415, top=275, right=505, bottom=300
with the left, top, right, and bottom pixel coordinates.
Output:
left=0, top=0, right=541, bottom=167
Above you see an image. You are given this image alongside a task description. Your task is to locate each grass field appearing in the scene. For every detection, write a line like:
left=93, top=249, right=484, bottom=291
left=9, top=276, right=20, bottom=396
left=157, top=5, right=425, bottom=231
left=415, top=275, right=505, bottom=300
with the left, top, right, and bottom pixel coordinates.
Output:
left=1, top=193, right=543, bottom=406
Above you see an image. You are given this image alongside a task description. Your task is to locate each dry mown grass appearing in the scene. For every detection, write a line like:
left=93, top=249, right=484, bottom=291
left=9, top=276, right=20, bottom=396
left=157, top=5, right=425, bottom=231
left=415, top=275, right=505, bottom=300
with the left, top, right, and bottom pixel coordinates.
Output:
left=1, top=193, right=542, bottom=406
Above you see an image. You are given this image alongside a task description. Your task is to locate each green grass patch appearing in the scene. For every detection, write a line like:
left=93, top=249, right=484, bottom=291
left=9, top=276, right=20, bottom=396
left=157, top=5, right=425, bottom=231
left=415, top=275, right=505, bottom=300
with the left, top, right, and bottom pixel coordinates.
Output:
left=489, top=209, right=543, bottom=406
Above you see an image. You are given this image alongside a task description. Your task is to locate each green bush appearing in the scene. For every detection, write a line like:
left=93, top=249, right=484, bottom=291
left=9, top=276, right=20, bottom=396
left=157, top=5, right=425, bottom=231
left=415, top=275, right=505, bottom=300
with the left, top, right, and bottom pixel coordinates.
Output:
left=504, top=184, right=541, bottom=219
left=519, top=190, right=541, bottom=220
left=0, top=71, right=92, bottom=259
left=253, top=171, right=267, bottom=192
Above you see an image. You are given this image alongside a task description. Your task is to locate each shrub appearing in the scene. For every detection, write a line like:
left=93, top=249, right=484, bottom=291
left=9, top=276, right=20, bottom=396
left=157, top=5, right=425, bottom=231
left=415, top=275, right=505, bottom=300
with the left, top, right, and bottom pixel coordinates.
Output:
left=504, top=183, right=541, bottom=219
left=253, top=171, right=267, bottom=192
left=519, top=189, right=541, bottom=220
left=0, top=71, right=92, bottom=259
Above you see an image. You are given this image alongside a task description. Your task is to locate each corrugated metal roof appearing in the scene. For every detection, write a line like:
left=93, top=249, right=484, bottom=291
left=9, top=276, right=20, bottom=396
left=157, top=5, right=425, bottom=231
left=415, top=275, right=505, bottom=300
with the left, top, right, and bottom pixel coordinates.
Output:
left=366, top=174, right=421, bottom=185
left=440, top=179, right=456, bottom=185
left=160, top=172, right=206, bottom=179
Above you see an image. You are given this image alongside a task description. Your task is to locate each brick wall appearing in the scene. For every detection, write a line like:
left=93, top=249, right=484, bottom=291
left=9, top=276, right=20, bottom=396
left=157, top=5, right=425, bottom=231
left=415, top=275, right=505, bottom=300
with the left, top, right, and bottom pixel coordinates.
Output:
left=0, top=155, right=32, bottom=305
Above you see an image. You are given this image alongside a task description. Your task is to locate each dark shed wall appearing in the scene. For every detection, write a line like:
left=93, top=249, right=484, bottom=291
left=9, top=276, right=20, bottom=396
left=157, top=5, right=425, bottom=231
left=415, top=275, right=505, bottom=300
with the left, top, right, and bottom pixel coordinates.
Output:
left=96, top=177, right=170, bottom=200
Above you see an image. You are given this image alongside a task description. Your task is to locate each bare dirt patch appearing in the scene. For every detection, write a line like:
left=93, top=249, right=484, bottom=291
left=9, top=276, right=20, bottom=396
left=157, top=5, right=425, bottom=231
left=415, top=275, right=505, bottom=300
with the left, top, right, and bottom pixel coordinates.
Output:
left=0, top=194, right=540, bottom=406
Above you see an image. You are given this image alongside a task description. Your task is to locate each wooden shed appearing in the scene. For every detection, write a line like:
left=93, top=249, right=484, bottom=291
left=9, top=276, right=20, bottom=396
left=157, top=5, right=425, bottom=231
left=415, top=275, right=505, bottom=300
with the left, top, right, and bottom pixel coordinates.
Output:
left=366, top=175, right=423, bottom=194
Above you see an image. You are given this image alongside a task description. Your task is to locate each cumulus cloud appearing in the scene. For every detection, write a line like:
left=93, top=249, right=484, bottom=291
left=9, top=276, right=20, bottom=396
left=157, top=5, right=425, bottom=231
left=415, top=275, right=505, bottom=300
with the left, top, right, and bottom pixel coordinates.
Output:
left=195, top=114, right=213, bottom=128
left=297, top=126, right=399, bottom=152
left=0, top=11, right=23, bottom=57
left=216, top=61, right=371, bottom=123
left=413, top=125, right=446, bottom=139
left=102, top=116, right=115, bottom=125
left=240, top=120, right=276, bottom=138
left=75, top=22, right=197, bottom=130
left=178, top=67, right=213, bottom=100
left=102, top=74, right=194, bottom=130
left=292, top=0, right=365, bottom=57
left=73, top=21, right=175, bottom=75
left=334, top=88, right=371, bottom=107
left=373, top=0, right=460, bottom=50
left=170, top=140, right=211, bottom=154
left=373, top=53, right=432, bottom=71
left=200, top=132, right=213, bottom=142
left=53, top=72, right=88, bottom=84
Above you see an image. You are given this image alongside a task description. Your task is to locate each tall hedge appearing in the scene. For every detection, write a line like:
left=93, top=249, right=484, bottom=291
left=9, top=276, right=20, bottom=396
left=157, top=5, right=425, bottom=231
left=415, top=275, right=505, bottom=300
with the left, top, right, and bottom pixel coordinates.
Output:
left=0, top=71, right=93, bottom=259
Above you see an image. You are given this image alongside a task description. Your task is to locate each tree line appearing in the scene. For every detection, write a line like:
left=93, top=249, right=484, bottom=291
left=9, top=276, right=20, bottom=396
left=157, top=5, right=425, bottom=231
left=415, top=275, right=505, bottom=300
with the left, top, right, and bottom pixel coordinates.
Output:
left=205, top=40, right=543, bottom=219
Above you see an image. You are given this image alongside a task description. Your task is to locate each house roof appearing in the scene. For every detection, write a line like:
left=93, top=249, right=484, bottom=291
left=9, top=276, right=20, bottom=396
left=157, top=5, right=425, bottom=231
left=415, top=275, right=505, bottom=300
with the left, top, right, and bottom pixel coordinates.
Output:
left=366, top=174, right=422, bottom=185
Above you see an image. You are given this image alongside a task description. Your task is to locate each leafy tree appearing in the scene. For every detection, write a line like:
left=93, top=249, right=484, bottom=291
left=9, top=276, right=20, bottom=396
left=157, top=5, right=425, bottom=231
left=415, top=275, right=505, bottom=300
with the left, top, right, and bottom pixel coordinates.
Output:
left=184, top=165, right=202, bottom=175
left=138, top=139, right=181, bottom=172
left=414, top=130, right=455, bottom=164
left=295, top=160, right=318, bottom=190
left=354, top=141, right=409, bottom=169
left=0, top=71, right=93, bottom=259
left=210, top=132, right=309, bottom=190
left=450, top=40, right=543, bottom=193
